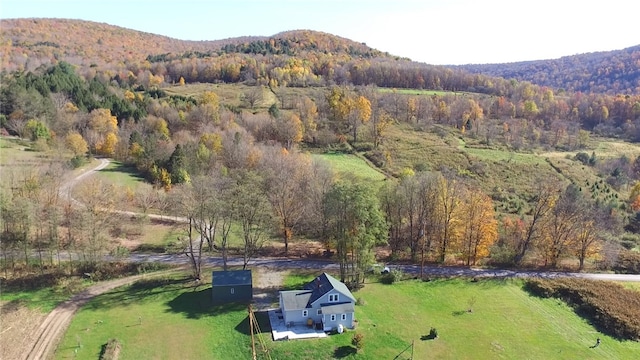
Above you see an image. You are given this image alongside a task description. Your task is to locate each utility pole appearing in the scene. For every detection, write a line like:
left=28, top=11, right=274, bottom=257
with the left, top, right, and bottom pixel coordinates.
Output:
left=249, top=305, right=256, bottom=360
left=420, top=225, right=425, bottom=279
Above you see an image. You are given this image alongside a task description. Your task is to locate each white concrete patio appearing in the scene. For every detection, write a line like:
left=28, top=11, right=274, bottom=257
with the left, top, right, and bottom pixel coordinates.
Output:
left=267, top=309, right=328, bottom=341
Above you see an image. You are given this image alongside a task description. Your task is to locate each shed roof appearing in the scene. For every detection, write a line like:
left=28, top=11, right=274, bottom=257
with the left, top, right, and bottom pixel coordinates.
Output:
left=212, top=270, right=252, bottom=286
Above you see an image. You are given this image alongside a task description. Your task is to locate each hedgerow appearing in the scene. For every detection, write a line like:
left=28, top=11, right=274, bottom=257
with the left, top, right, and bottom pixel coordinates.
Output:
left=524, top=278, right=640, bottom=341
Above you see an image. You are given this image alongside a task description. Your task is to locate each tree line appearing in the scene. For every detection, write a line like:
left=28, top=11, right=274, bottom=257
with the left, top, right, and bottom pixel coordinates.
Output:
left=2, top=60, right=640, bottom=279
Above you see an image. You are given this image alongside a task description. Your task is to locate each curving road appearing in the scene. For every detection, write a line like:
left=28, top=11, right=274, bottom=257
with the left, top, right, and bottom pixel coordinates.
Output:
left=22, top=158, right=640, bottom=360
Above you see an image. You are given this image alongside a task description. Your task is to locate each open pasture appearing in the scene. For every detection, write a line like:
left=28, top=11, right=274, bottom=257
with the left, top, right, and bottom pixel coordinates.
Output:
left=54, top=272, right=640, bottom=359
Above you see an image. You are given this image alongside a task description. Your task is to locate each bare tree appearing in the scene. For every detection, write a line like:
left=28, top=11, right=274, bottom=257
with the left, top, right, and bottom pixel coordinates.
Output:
left=242, top=86, right=264, bottom=109
left=230, top=170, right=272, bottom=270
left=260, top=147, right=311, bottom=255
left=514, top=180, right=561, bottom=265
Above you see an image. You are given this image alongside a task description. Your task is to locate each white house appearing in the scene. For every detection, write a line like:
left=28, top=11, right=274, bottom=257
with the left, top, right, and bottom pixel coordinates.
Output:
left=279, top=273, right=356, bottom=331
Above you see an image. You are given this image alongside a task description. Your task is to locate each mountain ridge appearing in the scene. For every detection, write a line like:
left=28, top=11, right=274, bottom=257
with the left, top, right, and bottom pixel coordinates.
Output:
left=456, top=45, right=640, bottom=94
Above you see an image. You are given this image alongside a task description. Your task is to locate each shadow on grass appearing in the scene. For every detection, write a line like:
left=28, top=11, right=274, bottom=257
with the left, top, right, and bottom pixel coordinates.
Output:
left=98, top=161, right=147, bottom=182
left=83, top=276, right=191, bottom=311
left=420, top=334, right=438, bottom=341
left=165, top=289, right=252, bottom=319
left=234, top=310, right=271, bottom=335
left=451, top=310, right=467, bottom=316
left=333, top=345, right=357, bottom=358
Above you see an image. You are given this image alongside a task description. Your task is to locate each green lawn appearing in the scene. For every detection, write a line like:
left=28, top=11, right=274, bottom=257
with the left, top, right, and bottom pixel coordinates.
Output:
left=54, top=274, right=255, bottom=360
left=56, top=273, right=640, bottom=360
left=95, top=160, right=147, bottom=189
left=0, top=276, right=87, bottom=313
left=312, top=153, right=387, bottom=182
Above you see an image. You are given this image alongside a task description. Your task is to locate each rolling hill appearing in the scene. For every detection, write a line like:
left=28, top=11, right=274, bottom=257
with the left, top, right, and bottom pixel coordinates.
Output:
left=0, top=18, right=393, bottom=73
left=456, top=45, right=640, bottom=95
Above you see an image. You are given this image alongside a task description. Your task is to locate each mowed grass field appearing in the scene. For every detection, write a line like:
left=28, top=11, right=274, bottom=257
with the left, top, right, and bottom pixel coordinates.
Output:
left=313, top=152, right=387, bottom=182
left=55, top=272, right=640, bottom=360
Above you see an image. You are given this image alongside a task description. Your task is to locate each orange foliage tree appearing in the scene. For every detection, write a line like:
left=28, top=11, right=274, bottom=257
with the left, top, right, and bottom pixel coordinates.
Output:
left=459, top=188, right=498, bottom=265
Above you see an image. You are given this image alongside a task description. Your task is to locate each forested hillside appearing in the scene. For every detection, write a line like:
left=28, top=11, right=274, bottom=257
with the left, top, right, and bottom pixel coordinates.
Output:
left=2, top=18, right=640, bottom=276
left=457, top=45, right=640, bottom=95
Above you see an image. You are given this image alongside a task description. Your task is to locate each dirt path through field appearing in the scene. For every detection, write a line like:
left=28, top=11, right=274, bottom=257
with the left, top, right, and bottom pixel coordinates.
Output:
left=20, top=271, right=180, bottom=360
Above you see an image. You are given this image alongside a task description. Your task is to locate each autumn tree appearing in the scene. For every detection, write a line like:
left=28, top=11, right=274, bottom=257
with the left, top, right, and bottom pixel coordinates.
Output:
left=540, top=184, right=583, bottom=267
left=303, top=157, right=335, bottom=243
left=370, top=108, right=393, bottom=148
left=513, top=180, right=560, bottom=265
left=459, top=188, right=498, bottom=266
left=274, top=112, right=304, bottom=150
left=65, top=132, right=88, bottom=157
left=261, top=147, right=311, bottom=255
left=74, top=178, right=117, bottom=263
left=433, top=174, right=464, bottom=263
left=326, top=86, right=352, bottom=134
left=378, top=181, right=406, bottom=257
left=295, top=96, right=318, bottom=142
left=348, top=95, right=371, bottom=142
left=87, top=108, right=119, bottom=156
left=574, top=206, right=602, bottom=271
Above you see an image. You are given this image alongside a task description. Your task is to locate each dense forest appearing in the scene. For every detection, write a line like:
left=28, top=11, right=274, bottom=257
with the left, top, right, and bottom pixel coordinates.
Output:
left=457, top=45, right=640, bottom=95
left=1, top=18, right=640, bottom=279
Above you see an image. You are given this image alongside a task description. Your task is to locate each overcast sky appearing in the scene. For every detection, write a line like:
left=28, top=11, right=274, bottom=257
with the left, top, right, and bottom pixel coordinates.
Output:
left=1, top=0, right=638, bottom=65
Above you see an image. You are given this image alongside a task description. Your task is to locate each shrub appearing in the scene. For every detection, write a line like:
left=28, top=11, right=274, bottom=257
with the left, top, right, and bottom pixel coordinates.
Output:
left=381, top=268, right=405, bottom=284
left=612, top=251, right=640, bottom=274
left=352, top=142, right=374, bottom=152
left=351, top=333, right=364, bottom=351
left=574, top=152, right=591, bottom=165
left=99, top=338, right=122, bottom=360
left=429, top=327, right=438, bottom=339
left=69, top=155, right=87, bottom=168
left=524, top=278, right=640, bottom=340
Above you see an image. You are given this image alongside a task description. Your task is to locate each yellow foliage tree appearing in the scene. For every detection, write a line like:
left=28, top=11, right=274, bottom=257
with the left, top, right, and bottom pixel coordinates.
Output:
left=159, top=167, right=172, bottom=192
left=65, top=132, right=88, bottom=157
left=89, top=108, right=118, bottom=134
left=276, top=113, right=304, bottom=150
left=574, top=219, right=601, bottom=271
left=124, top=90, right=136, bottom=102
left=96, top=132, right=118, bottom=156
left=459, top=188, right=498, bottom=265
left=200, top=133, right=223, bottom=154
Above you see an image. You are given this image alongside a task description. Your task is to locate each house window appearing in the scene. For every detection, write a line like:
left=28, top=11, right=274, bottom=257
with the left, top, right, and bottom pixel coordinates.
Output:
left=230, top=288, right=235, bottom=295
left=341, top=314, right=347, bottom=321
left=328, top=294, right=339, bottom=302
left=302, top=310, right=308, bottom=317
left=330, top=314, right=336, bottom=321
left=317, top=309, right=322, bottom=315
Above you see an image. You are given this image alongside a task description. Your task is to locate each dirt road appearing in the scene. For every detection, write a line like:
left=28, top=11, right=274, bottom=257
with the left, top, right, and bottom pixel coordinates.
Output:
left=22, top=273, right=165, bottom=360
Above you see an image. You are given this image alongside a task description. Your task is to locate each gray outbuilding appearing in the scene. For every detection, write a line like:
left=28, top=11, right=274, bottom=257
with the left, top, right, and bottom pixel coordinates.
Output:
left=212, top=270, right=253, bottom=303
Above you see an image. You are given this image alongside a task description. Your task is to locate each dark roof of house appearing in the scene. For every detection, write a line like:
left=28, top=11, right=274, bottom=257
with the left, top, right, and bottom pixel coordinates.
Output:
left=304, top=273, right=356, bottom=305
left=212, top=270, right=252, bottom=286
left=279, top=290, right=313, bottom=310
